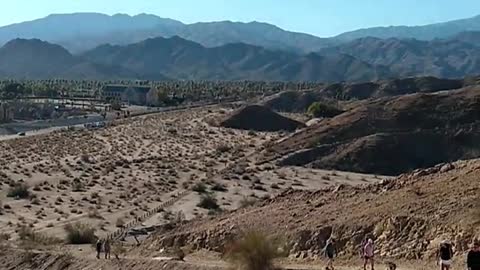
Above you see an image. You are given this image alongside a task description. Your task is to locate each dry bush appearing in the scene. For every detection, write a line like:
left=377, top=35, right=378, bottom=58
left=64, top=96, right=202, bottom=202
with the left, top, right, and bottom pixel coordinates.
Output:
left=17, top=225, right=63, bottom=246
left=197, top=194, right=220, bottom=210
left=88, top=208, right=103, bottom=219
left=192, top=182, right=207, bottom=193
left=64, top=222, right=96, bottom=244
left=239, top=197, right=257, bottom=208
left=211, top=182, right=228, bottom=192
left=225, top=231, right=285, bottom=270
left=115, top=218, right=125, bottom=228
left=7, top=182, right=31, bottom=199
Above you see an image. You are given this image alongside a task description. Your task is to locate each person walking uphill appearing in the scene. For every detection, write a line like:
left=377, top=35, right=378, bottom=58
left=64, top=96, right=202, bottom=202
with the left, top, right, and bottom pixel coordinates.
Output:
left=468, top=239, right=480, bottom=270
left=96, top=239, right=103, bottom=259
left=324, top=238, right=337, bottom=270
left=437, top=240, right=454, bottom=270
left=104, top=239, right=111, bottom=259
left=362, top=238, right=375, bottom=270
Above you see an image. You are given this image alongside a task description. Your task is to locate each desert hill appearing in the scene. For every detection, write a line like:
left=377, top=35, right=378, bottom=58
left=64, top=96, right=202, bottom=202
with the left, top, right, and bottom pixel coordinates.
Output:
left=218, top=105, right=305, bottom=132
left=263, top=76, right=467, bottom=113
left=139, top=158, right=480, bottom=260
left=260, top=86, right=480, bottom=175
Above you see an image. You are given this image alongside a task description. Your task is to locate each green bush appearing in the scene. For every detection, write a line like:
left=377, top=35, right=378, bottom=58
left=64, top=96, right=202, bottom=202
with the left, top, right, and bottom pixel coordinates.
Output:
left=192, top=182, right=207, bottom=193
left=197, top=194, right=220, bottom=210
left=7, top=183, right=30, bottom=199
left=225, top=231, right=285, bottom=270
left=307, top=102, right=343, bottom=118
left=64, top=223, right=96, bottom=244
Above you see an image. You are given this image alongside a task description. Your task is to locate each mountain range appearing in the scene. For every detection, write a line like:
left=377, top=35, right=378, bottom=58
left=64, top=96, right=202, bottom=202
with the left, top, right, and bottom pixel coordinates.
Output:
left=334, top=14, right=480, bottom=41
left=0, top=37, right=387, bottom=81
left=1, top=13, right=480, bottom=81
left=3, top=12, right=480, bottom=54
left=0, top=13, right=332, bottom=53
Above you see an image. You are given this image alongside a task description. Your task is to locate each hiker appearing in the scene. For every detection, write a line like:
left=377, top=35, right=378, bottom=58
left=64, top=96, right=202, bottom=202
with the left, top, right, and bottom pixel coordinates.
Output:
left=104, top=239, right=111, bottom=259
left=362, top=238, right=375, bottom=270
left=468, top=239, right=480, bottom=270
left=437, top=240, right=454, bottom=270
left=324, top=238, right=337, bottom=270
left=96, top=239, right=103, bottom=259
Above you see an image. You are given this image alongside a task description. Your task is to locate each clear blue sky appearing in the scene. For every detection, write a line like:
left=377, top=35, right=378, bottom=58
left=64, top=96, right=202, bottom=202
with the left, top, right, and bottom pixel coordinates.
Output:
left=2, top=0, right=480, bottom=37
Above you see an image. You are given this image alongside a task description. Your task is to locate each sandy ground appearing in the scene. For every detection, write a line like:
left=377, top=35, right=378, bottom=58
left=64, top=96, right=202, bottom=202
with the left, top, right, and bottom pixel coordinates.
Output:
left=0, top=247, right=449, bottom=270
left=0, top=106, right=278, bottom=240
left=0, top=105, right=394, bottom=270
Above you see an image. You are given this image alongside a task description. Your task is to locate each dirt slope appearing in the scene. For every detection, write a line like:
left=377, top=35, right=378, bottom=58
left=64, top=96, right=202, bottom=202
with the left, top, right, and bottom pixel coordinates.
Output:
left=219, top=105, right=305, bottom=132
left=137, top=159, right=480, bottom=260
left=260, top=86, right=480, bottom=175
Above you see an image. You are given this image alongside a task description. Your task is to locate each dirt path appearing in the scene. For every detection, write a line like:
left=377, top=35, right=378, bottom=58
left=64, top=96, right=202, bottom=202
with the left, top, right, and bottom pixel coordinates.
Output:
left=3, top=247, right=430, bottom=270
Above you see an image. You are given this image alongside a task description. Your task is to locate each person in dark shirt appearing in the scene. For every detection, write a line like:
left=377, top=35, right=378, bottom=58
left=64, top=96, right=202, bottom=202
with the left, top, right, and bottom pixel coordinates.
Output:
left=468, top=239, right=480, bottom=270
left=437, top=240, right=454, bottom=270
left=96, top=239, right=103, bottom=259
left=324, top=238, right=337, bottom=270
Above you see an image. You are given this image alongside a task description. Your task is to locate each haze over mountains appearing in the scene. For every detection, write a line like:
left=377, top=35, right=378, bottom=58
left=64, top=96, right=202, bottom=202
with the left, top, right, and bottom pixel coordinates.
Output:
left=0, top=13, right=332, bottom=53
left=1, top=13, right=480, bottom=81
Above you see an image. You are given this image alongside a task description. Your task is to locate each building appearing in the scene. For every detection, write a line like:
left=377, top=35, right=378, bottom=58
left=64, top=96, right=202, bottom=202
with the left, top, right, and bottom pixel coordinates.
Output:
left=102, top=85, right=152, bottom=106
left=0, top=102, right=13, bottom=123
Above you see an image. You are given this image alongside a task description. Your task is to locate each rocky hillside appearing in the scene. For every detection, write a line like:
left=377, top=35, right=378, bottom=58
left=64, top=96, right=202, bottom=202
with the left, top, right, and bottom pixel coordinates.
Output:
left=322, top=36, right=480, bottom=78
left=261, top=86, right=480, bottom=175
left=82, top=37, right=387, bottom=82
left=0, top=39, right=138, bottom=79
left=138, top=159, right=480, bottom=259
left=263, top=76, right=466, bottom=113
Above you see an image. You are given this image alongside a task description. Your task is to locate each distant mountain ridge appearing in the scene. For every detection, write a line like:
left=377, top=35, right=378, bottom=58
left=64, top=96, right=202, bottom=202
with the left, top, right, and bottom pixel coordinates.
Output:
left=334, top=15, right=480, bottom=41
left=321, top=34, right=480, bottom=78
left=0, top=38, right=140, bottom=79
left=0, top=37, right=386, bottom=81
left=2, top=12, right=480, bottom=54
left=80, top=36, right=389, bottom=81
left=0, top=13, right=333, bottom=53
left=3, top=32, right=480, bottom=81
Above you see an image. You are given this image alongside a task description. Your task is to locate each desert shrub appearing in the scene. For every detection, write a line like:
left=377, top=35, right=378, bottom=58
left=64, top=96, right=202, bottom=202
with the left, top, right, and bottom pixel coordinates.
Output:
left=225, top=231, right=285, bottom=270
left=17, top=225, right=62, bottom=246
left=72, top=180, right=84, bottom=192
left=192, top=182, right=207, bottom=193
left=197, top=194, right=220, bottom=210
left=239, top=197, right=257, bottom=208
left=88, top=208, right=102, bottom=219
left=7, top=182, right=30, bottom=199
left=307, top=102, right=343, bottom=118
left=115, top=218, right=125, bottom=228
left=64, top=222, right=96, bottom=244
left=216, top=144, right=232, bottom=154
left=211, top=182, right=228, bottom=192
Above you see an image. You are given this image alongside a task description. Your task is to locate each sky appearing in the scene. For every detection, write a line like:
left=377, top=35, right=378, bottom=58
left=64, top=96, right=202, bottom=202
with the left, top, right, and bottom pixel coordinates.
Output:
left=1, top=0, right=480, bottom=37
